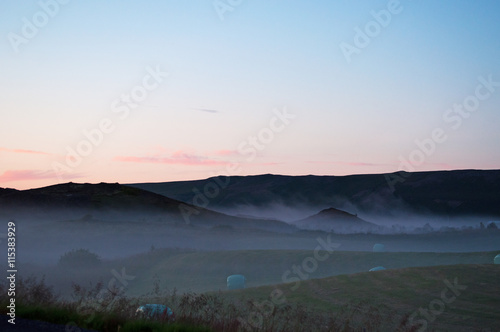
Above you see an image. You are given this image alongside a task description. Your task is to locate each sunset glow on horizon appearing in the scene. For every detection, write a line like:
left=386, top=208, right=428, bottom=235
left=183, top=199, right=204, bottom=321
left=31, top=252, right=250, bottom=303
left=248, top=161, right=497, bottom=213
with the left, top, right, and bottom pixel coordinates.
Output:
left=2, top=1, right=500, bottom=190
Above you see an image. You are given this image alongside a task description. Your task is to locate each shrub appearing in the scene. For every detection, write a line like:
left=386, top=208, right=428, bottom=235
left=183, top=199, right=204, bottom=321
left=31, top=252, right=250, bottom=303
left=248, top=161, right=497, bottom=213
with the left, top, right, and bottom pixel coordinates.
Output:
left=0, top=275, right=58, bottom=308
left=58, top=249, right=102, bottom=269
left=487, top=222, right=498, bottom=230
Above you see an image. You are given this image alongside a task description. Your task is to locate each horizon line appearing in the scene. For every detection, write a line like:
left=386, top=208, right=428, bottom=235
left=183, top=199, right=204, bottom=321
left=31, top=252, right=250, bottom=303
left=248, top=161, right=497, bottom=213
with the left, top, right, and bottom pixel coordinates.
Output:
left=2, top=167, right=499, bottom=191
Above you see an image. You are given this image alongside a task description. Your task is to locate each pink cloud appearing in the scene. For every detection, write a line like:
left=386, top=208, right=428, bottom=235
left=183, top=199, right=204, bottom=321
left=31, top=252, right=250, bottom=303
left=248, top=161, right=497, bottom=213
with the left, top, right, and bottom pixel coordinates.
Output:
left=0, top=170, right=56, bottom=183
left=0, top=147, right=50, bottom=155
left=0, top=169, right=85, bottom=186
left=114, top=152, right=227, bottom=166
left=146, top=147, right=240, bottom=159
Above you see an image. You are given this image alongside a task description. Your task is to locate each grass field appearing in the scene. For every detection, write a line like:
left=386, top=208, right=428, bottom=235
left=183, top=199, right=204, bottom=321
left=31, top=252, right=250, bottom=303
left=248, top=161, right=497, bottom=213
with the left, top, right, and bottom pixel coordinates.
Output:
left=9, top=246, right=499, bottom=331
left=4, top=263, right=499, bottom=331
left=112, top=249, right=498, bottom=295
left=18, top=248, right=498, bottom=299
left=221, top=264, right=500, bottom=331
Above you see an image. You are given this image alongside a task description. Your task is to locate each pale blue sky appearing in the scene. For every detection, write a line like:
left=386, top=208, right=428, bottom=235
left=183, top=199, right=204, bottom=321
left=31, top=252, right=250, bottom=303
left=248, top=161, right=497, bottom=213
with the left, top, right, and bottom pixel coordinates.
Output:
left=1, top=0, right=499, bottom=189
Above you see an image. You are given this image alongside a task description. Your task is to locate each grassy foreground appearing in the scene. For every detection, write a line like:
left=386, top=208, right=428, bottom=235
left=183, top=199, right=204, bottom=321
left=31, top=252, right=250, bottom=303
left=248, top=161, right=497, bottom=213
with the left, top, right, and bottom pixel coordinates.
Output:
left=2, top=264, right=499, bottom=331
left=12, top=305, right=212, bottom=332
left=222, top=264, right=500, bottom=331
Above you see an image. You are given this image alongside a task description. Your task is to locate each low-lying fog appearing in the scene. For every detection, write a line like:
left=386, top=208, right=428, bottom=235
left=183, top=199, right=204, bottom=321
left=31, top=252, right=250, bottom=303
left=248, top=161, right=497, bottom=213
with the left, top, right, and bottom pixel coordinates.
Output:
left=213, top=202, right=499, bottom=231
left=1, top=205, right=499, bottom=303
left=1, top=207, right=499, bottom=267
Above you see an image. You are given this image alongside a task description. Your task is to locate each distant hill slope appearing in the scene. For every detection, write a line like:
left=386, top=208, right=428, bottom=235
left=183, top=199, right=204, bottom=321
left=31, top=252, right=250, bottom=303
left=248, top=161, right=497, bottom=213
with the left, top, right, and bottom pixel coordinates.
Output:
left=0, top=182, right=181, bottom=212
left=293, top=207, right=379, bottom=232
left=0, top=182, right=296, bottom=232
left=129, top=170, right=500, bottom=219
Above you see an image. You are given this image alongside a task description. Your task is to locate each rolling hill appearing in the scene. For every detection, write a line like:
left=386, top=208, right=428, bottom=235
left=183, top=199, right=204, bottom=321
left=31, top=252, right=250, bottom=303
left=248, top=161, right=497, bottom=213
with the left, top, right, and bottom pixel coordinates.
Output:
left=293, top=207, right=378, bottom=232
left=0, top=182, right=295, bottom=233
left=129, top=170, right=500, bottom=221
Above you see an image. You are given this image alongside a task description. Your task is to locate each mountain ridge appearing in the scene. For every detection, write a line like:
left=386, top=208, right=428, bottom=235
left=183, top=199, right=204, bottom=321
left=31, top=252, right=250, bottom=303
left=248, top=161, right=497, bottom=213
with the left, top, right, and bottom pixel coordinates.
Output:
left=129, top=169, right=500, bottom=220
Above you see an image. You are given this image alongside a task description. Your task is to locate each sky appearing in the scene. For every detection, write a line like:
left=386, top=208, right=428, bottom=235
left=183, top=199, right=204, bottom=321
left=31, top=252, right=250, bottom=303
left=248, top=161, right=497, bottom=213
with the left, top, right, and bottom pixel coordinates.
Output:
left=1, top=0, right=500, bottom=190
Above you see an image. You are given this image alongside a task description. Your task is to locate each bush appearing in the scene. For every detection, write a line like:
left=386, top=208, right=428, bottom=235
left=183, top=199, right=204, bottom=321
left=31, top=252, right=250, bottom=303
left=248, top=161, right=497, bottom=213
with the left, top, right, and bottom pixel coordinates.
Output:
left=487, top=222, right=498, bottom=230
left=0, top=275, right=58, bottom=307
left=58, top=249, right=102, bottom=269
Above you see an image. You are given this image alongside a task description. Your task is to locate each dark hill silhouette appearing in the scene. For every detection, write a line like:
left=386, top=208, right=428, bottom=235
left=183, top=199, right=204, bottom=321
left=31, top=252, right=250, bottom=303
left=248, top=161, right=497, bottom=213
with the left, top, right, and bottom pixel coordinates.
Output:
left=129, top=170, right=500, bottom=219
left=294, top=207, right=379, bottom=233
left=0, top=182, right=180, bottom=211
left=0, top=182, right=296, bottom=233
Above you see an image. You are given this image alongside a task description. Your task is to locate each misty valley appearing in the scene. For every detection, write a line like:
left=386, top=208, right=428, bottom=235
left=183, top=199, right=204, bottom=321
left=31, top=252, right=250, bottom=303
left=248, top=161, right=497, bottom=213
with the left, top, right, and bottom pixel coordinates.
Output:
left=1, top=170, right=499, bottom=331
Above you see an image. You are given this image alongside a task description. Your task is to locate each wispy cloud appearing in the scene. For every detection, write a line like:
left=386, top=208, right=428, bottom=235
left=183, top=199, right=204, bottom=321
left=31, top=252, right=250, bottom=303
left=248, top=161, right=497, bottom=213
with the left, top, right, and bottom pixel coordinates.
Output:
left=0, top=169, right=59, bottom=183
left=0, top=147, right=50, bottom=155
left=114, top=152, right=226, bottom=166
left=191, top=108, right=221, bottom=114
